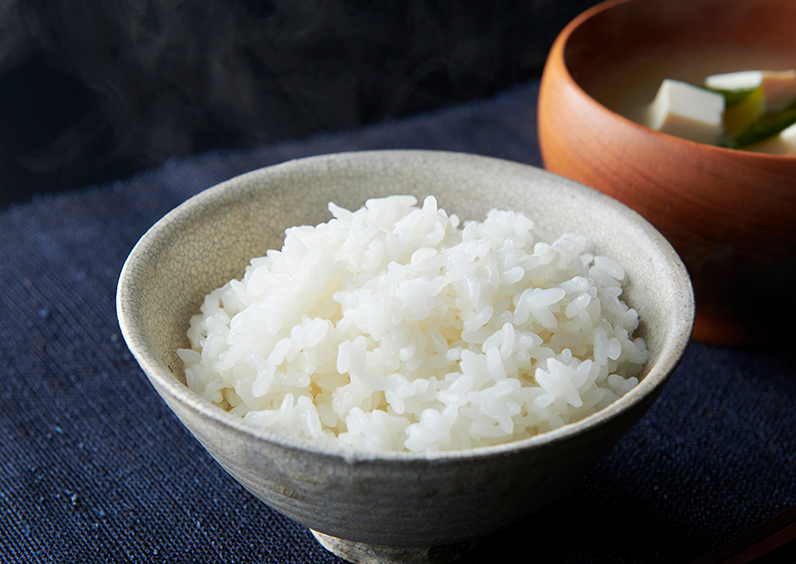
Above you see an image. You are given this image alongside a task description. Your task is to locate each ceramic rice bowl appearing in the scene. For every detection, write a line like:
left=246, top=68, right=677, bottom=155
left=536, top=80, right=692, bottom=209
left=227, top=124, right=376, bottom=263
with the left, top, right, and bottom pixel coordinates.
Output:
left=117, top=150, right=694, bottom=563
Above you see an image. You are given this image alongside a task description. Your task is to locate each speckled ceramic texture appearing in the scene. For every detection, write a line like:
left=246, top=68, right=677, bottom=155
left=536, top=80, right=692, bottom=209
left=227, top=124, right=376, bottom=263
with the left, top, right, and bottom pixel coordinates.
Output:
left=117, top=151, right=694, bottom=552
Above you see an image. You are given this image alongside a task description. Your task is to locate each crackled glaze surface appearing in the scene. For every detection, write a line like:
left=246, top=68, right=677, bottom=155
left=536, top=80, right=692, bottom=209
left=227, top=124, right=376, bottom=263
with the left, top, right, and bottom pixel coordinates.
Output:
left=117, top=151, right=694, bottom=555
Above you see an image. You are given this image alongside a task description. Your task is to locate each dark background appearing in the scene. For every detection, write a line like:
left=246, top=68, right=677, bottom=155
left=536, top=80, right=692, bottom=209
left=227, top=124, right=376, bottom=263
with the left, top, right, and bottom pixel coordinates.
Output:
left=0, top=0, right=602, bottom=207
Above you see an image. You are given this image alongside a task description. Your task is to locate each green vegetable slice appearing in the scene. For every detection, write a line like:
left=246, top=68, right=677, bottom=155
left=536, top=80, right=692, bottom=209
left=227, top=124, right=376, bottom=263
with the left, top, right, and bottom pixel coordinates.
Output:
left=723, top=105, right=796, bottom=149
left=692, top=83, right=759, bottom=108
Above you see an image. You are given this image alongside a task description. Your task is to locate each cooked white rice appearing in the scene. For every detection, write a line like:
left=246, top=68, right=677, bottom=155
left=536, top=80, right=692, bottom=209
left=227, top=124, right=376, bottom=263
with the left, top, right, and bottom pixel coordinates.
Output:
left=177, top=195, right=648, bottom=453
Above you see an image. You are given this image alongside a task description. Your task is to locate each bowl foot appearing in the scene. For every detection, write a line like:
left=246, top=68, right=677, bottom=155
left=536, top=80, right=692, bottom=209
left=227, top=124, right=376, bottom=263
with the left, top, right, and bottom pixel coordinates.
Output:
left=310, top=529, right=479, bottom=564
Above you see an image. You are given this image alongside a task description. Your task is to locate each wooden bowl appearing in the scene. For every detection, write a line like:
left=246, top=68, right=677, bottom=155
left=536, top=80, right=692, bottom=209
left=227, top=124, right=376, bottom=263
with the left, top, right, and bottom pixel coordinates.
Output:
left=539, top=0, right=796, bottom=345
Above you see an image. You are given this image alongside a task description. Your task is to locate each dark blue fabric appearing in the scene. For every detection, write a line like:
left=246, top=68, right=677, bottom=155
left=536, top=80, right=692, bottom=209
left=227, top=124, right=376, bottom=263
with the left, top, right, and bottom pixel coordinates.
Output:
left=1, top=80, right=794, bottom=564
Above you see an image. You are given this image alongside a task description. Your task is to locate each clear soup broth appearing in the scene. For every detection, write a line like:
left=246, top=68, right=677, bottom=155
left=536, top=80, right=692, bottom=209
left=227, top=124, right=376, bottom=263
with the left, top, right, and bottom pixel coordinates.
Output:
left=592, top=44, right=796, bottom=125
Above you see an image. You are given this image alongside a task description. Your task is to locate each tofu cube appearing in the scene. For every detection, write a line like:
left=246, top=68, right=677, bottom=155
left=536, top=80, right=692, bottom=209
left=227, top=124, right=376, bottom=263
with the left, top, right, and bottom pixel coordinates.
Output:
left=647, top=79, right=725, bottom=144
left=706, top=70, right=796, bottom=111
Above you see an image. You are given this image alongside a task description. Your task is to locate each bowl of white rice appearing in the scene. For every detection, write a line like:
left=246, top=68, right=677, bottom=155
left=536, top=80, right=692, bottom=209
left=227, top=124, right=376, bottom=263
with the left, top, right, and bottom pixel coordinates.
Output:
left=117, top=150, right=694, bottom=564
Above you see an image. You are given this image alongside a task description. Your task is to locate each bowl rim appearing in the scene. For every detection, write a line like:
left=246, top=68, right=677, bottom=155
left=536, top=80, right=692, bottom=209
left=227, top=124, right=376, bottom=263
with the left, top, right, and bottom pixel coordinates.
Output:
left=116, top=149, right=695, bottom=464
left=551, top=0, right=796, bottom=161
